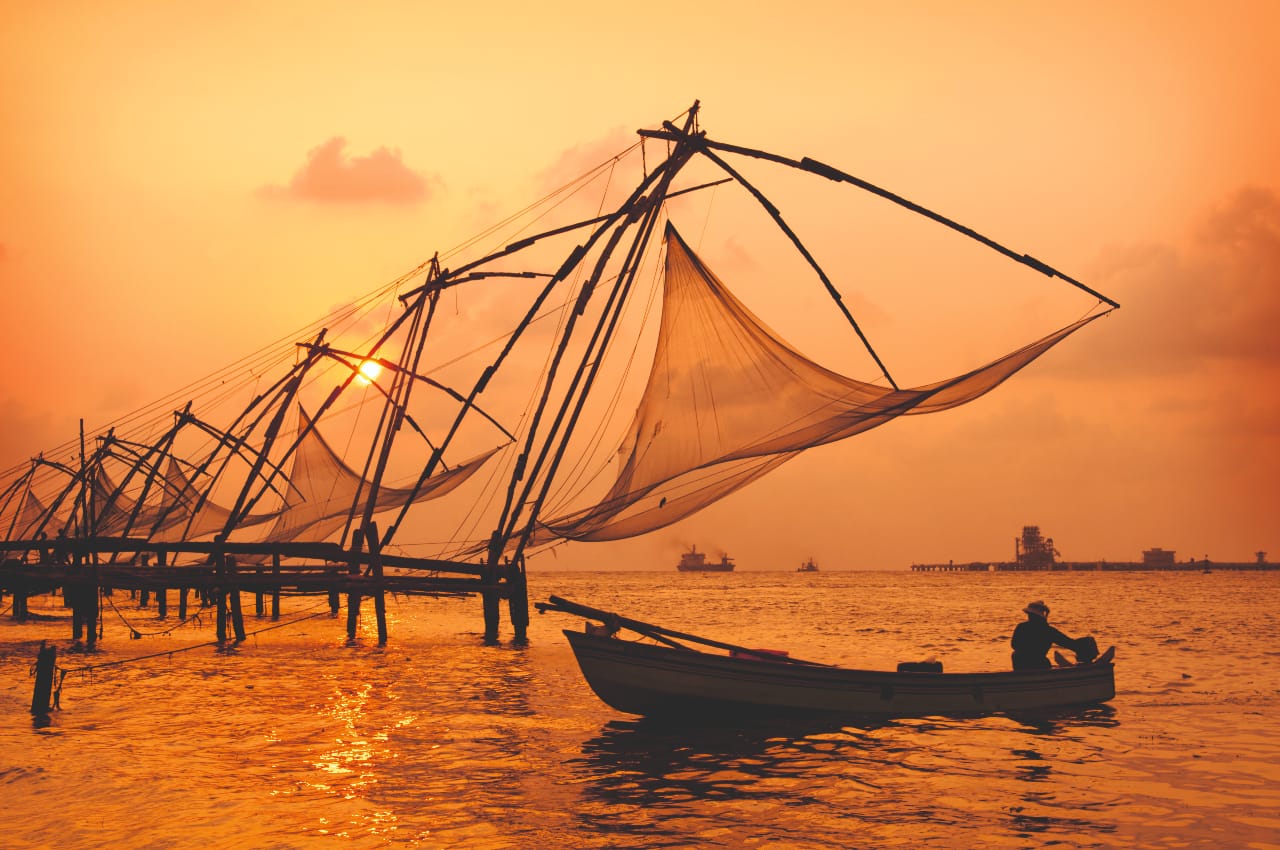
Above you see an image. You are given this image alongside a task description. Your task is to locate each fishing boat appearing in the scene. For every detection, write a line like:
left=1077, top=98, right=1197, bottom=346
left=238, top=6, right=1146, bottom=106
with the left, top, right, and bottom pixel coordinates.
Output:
left=539, top=597, right=1116, bottom=718
left=796, top=557, right=819, bottom=572
left=676, top=545, right=734, bottom=572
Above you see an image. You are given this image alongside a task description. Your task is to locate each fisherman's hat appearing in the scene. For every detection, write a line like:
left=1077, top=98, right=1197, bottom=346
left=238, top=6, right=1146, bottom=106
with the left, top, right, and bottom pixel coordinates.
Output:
left=1024, top=600, right=1050, bottom=617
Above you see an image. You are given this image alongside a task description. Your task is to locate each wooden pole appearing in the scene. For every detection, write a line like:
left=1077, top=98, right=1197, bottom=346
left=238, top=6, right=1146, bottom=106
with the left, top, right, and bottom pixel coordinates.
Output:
left=215, top=550, right=227, bottom=644
left=271, top=553, right=281, bottom=621
left=482, top=584, right=500, bottom=644
left=507, top=557, right=529, bottom=644
left=85, top=568, right=98, bottom=650
left=156, top=550, right=167, bottom=620
left=12, top=576, right=26, bottom=623
left=537, top=596, right=832, bottom=667
left=367, top=522, right=388, bottom=646
left=228, top=558, right=246, bottom=643
left=483, top=534, right=501, bottom=643
left=216, top=586, right=227, bottom=644
left=373, top=568, right=387, bottom=645
left=30, top=642, right=56, bottom=716
left=345, top=590, right=362, bottom=642
left=178, top=586, right=188, bottom=620
left=346, top=527, right=363, bottom=641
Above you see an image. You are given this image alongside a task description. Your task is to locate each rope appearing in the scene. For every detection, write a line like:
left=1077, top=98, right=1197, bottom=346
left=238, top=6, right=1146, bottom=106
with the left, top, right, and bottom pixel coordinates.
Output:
left=54, top=598, right=334, bottom=679
left=104, top=591, right=208, bottom=638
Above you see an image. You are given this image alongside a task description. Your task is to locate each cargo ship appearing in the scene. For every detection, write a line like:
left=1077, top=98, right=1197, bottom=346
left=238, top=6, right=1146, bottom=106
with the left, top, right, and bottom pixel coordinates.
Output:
left=677, top=545, right=735, bottom=572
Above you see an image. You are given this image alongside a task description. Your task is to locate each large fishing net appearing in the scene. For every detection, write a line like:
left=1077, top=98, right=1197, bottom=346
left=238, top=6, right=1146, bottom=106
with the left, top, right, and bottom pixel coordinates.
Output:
left=540, top=224, right=1101, bottom=542
left=260, top=409, right=500, bottom=544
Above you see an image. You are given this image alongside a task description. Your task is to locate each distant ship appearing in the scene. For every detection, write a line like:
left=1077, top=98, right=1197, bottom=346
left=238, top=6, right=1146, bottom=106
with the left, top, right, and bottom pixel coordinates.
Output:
left=796, top=557, right=819, bottom=572
left=677, top=546, right=735, bottom=572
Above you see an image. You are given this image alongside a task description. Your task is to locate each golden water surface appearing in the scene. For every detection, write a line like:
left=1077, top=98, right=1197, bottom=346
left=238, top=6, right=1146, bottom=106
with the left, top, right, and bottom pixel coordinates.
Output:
left=2, top=570, right=1277, bottom=849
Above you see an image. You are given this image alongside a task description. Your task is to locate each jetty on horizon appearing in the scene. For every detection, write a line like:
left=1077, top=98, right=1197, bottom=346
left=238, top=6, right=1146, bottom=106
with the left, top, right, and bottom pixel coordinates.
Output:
left=910, top=526, right=1274, bottom=572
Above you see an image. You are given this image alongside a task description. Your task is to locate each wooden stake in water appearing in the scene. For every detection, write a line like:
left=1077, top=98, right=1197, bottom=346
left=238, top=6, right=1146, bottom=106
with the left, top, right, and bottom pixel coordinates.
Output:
left=30, top=641, right=56, bottom=716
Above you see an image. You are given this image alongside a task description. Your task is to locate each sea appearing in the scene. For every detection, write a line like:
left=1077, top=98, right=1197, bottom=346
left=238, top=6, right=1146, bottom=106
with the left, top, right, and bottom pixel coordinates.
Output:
left=2, top=569, right=1277, bottom=850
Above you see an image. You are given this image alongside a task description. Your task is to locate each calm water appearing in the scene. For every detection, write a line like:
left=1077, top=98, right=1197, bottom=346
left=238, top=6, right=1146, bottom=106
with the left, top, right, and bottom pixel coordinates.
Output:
left=2, top=571, right=1278, bottom=849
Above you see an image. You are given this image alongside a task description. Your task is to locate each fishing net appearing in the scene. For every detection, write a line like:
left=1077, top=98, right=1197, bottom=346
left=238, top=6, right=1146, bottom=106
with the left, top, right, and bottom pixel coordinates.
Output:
left=260, top=409, right=500, bottom=544
left=540, top=224, right=1101, bottom=542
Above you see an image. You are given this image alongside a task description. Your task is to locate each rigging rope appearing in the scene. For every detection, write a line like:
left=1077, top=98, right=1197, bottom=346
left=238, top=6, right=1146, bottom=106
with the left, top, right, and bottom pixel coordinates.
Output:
left=55, top=598, right=335, bottom=676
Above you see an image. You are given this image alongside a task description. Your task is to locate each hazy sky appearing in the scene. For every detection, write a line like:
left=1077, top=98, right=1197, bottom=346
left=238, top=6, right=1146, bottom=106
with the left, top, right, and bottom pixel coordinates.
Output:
left=1, top=1, right=1276, bottom=570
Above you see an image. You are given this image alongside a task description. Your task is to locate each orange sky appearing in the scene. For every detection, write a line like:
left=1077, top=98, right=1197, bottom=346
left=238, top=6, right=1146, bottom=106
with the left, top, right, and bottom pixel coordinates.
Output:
left=1, top=1, right=1276, bottom=570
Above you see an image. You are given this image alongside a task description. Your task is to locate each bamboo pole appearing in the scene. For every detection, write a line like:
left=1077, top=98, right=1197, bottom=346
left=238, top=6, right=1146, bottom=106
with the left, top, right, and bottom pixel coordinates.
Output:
left=538, top=596, right=831, bottom=667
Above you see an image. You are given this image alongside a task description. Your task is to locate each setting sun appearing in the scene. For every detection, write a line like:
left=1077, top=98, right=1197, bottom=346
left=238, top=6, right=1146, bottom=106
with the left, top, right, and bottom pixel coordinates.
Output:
left=356, top=359, right=382, bottom=385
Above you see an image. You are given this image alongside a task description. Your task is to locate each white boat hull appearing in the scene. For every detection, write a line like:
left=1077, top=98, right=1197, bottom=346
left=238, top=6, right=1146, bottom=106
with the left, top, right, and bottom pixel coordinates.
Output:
left=564, top=630, right=1115, bottom=718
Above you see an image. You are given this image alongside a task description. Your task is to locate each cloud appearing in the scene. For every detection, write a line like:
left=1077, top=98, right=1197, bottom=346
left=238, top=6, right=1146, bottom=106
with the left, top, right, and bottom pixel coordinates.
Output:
left=536, top=128, right=641, bottom=209
left=1014, top=185, right=1280, bottom=485
left=1061, top=185, right=1280, bottom=379
left=261, top=138, right=438, bottom=205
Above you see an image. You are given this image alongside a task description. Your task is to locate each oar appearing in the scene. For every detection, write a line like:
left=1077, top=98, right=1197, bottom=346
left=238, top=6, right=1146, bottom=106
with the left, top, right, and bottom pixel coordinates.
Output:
left=537, top=596, right=833, bottom=667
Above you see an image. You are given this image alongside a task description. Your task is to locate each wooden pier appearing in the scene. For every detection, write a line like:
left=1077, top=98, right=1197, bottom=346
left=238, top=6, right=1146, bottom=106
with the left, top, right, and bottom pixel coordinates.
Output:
left=0, top=530, right=529, bottom=647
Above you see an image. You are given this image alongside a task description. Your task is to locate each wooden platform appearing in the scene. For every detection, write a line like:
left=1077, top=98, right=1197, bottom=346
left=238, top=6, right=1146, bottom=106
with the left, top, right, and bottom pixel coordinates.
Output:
left=0, top=534, right=529, bottom=646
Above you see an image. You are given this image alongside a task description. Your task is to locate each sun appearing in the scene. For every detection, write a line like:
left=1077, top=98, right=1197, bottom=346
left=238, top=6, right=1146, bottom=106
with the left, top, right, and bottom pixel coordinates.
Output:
left=356, top=359, right=382, bottom=385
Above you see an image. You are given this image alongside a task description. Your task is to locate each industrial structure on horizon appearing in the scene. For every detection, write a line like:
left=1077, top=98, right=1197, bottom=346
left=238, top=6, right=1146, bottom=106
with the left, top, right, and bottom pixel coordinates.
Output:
left=911, top=526, right=1273, bottom=572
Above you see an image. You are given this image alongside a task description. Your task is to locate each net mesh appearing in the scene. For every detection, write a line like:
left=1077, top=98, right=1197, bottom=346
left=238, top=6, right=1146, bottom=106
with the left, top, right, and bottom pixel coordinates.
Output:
left=260, top=409, right=500, bottom=544
left=540, top=224, right=1101, bottom=542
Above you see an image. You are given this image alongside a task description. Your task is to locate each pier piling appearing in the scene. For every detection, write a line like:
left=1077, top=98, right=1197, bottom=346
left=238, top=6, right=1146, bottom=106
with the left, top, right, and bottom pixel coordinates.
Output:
left=346, top=591, right=362, bottom=642
left=271, top=554, right=281, bottom=621
left=366, top=522, right=388, bottom=646
left=508, top=558, right=529, bottom=644
left=1, top=538, right=502, bottom=647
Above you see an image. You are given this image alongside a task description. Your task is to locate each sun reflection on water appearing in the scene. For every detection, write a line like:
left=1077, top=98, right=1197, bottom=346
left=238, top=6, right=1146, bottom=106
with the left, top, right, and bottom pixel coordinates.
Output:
left=4, top=573, right=1279, bottom=849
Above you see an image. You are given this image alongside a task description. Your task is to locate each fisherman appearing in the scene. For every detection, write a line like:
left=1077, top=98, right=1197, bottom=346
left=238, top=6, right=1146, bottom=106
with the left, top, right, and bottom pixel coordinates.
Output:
left=1011, top=600, right=1096, bottom=670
